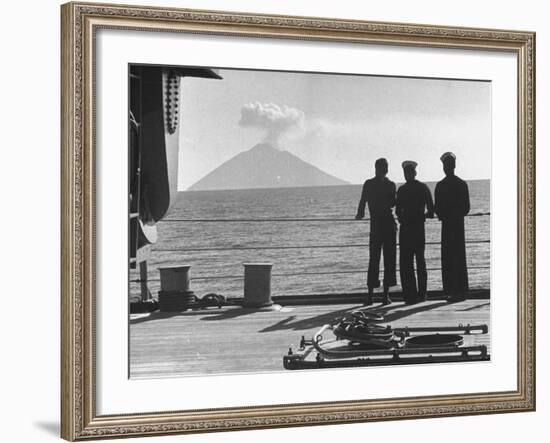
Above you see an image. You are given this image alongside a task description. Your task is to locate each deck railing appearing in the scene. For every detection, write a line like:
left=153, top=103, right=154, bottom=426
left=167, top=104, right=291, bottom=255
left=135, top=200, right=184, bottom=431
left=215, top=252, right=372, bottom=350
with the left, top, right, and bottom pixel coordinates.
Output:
left=130, top=212, right=490, bottom=293
left=157, top=211, right=490, bottom=223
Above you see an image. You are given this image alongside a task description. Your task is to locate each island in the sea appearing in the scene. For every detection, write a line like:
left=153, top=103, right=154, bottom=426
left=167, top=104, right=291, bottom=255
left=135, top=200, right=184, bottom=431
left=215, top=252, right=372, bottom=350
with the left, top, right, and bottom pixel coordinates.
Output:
left=188, top=143, right=348, bottom=191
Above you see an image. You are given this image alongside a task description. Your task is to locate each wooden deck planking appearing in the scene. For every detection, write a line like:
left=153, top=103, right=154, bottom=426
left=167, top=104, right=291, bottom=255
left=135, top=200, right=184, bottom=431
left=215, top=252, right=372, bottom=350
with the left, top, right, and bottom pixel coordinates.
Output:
left=130, top=300, right=490, bottom=378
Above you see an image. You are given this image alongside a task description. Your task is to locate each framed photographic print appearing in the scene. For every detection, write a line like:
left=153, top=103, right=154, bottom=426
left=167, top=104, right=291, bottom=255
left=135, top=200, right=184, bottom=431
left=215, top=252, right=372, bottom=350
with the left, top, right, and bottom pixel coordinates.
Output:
left=61, top=1, right=536, bottom=440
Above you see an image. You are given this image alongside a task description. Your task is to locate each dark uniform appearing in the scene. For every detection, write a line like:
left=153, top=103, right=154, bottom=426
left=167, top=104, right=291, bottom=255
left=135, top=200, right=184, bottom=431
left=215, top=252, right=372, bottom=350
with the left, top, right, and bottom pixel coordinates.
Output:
left=435, top=175, right=470, bottom=298
left=356, top=177, right=397, bottom=290
left=396, top=179, right=434, bottom=302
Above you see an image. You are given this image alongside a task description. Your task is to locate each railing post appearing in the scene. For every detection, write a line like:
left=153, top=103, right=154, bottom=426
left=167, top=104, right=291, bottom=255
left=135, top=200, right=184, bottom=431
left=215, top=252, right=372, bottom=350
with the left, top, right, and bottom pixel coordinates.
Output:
left=158, top=265, right=195, bottom=312
left=139, top=260, right=150, bottom=301
left=243, top=263, right=273, bottom=308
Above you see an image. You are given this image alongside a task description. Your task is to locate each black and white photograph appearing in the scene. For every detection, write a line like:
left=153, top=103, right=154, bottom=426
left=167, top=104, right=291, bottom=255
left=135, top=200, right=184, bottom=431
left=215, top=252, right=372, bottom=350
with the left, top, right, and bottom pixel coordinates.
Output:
left=1, top=0, right=544, bottom=440
left=128, top=64, right=491, bottom=378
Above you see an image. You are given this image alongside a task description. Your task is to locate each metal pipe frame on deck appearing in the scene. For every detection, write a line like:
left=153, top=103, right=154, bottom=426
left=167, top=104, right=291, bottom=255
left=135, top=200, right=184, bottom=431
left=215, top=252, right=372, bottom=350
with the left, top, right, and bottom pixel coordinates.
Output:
left=308, top=324, right=488, bottom=359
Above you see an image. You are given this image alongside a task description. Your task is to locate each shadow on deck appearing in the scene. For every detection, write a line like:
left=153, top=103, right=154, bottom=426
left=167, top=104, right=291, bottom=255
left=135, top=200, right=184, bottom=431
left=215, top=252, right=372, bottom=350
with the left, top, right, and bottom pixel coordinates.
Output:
left=258, top=301, right=449, bottom=333
left=129, top=298, right=491, bottom=379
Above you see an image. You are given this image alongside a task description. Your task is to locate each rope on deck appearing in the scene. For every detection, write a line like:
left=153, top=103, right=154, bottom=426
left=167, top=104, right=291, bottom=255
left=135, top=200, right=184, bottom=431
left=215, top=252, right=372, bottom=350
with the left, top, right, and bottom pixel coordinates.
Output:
left=130, top=265, right=491, bottom=284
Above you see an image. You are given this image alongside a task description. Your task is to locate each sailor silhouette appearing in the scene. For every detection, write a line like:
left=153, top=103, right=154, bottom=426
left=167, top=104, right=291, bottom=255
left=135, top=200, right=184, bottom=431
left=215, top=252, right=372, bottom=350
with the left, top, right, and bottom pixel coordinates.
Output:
left=396, top=160, right=434, bottom=304
left=355, top=158, right=397, bottom=305
left=435, top=152, right=470, bottom=302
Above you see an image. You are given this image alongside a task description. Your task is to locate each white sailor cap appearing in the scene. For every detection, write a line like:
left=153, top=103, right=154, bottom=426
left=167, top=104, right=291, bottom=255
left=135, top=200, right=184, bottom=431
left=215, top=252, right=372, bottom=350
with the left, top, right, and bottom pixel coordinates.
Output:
left=401, top=160, right=418, bottom=170
left=440, top=152, right=456, bottom=162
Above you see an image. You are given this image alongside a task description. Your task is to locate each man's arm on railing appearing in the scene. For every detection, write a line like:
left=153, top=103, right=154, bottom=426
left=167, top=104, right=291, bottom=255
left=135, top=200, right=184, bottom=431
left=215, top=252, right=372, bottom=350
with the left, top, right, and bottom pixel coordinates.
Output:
left=355, top=181, right=368, bottom=220
left=462, top=180, right=471, bottom=216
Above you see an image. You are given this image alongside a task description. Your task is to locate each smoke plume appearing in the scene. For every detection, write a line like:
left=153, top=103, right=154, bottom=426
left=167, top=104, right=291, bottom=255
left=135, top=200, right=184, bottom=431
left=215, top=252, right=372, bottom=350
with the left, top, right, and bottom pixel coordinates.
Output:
left=239, top=102, right=305, bottom=147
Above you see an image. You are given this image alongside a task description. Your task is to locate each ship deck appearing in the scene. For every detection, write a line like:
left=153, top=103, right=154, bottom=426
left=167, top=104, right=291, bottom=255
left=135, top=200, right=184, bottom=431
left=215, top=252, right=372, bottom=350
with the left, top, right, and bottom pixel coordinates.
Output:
left=130, top=298, right=490, bottom=379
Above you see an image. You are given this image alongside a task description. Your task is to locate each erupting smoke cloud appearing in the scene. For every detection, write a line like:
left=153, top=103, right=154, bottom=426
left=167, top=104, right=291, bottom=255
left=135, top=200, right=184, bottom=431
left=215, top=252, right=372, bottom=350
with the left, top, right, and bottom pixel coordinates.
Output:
left=239, top=102, right=305, bottom=147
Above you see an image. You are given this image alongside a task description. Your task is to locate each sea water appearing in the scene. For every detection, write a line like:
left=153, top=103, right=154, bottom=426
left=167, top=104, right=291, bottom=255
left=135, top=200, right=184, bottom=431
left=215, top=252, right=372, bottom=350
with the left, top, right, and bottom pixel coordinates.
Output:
left=130, top=180, right=490, bottom=299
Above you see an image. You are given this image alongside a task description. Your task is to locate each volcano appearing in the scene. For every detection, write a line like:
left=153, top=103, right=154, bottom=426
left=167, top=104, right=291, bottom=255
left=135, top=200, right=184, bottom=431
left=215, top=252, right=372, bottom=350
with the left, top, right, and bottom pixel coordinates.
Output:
left=188, top=143, right=348, bottom=191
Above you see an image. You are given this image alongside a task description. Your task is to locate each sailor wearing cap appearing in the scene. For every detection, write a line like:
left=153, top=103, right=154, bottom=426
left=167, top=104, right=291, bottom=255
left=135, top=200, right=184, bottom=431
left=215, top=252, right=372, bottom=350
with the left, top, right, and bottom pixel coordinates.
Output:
left=402, top=160, right=417, bottom=170
left=435, top=152, right=470, bottom=302
left=355, top=158, right=397, bottom=306
left=440, top=151, right=456, bottom=163
left=396, top=160, right=434, bottom=304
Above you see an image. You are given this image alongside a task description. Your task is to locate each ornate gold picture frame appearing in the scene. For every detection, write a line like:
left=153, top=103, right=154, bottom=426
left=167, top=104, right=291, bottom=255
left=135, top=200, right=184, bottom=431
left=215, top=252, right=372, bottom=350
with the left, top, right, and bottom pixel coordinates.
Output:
left=61, top=2, right=535, bottom=440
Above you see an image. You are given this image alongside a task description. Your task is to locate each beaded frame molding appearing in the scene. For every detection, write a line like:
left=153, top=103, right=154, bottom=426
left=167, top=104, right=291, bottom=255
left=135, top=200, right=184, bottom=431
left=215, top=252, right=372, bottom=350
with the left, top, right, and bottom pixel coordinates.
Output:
left=61, top=2, right=536, bottom=441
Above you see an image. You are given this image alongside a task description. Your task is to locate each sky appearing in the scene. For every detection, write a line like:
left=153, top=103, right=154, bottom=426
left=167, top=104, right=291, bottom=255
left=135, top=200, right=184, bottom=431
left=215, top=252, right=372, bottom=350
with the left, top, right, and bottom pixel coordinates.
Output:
left=177, top=68, right=491, bottom=190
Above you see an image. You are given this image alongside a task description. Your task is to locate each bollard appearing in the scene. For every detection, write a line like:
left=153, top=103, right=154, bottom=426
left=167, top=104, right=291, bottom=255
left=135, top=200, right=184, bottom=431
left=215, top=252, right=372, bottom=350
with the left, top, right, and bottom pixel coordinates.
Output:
left=243, top=263, right=273, bottom=308
left=158, top=265, right=195, bottom=312
left=159, top=266, right=191, bottom=292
